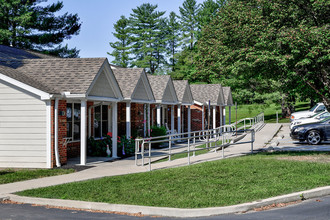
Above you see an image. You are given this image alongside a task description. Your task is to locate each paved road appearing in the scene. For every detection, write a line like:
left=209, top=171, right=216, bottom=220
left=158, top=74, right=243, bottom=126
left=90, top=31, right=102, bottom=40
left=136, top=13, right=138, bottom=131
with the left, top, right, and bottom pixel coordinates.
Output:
left=1, top=196, right=330, bottom=220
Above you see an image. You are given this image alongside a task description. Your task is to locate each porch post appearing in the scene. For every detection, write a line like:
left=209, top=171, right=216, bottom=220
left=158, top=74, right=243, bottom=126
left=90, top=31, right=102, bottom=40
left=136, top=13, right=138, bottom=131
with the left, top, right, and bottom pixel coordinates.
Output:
left=88, top=106, right=92, bottom=137
left=229, top=106, right=232, bottom=125
left=182, top=106, right=184, bottom=133
left=147, top=103, right=151, bottom=136
left=223, top=107, right=226, bottom=125
left=143, top=104, right=146, bottom=137
left=213, top=105, right=216, bottom=129
left=177, top=105, right=181, bottom=134
left=112, top=102, right=118, bottom=158
left=220, top=105, right=223, bottom=126
left=80, top=100, right=87, bottom=165
left=171, top=105, right=174, bottom=134
left=162, top=105, right=165, bottom=126
left=188, top=105, right=191, bottom=137
left=126, top=102, right=131, bottom=139
left=156, top=104, right=161, bottom=127
left=202, top=105, right=204, bottom=130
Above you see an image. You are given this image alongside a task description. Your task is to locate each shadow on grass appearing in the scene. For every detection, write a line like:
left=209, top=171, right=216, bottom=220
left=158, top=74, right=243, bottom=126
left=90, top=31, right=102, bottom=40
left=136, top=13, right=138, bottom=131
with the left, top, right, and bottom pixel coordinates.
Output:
left=0, top=170, right=15, bottom=176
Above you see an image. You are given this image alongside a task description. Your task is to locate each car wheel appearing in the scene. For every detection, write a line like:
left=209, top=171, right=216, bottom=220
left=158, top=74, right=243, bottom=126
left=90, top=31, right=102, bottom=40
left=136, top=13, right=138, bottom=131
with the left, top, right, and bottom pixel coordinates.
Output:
left=306, top=130, right=322, bottom=145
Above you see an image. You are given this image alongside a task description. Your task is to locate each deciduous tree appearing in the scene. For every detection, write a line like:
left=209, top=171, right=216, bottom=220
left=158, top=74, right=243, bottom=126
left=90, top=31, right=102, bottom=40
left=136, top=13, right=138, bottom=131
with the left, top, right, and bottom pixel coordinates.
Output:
left=196, top=0, right=330, bottom=113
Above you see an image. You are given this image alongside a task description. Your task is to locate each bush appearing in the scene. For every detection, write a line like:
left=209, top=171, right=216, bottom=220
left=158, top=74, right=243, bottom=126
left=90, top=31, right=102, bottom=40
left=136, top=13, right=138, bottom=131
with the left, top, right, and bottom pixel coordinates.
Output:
left=150, top=126, right=167, bottom=148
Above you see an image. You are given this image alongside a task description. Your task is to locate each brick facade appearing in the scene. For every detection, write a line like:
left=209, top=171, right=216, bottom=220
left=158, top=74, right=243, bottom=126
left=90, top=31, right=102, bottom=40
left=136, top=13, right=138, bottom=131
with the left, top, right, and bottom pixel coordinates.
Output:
left=117, top=102, right=146, bottom=138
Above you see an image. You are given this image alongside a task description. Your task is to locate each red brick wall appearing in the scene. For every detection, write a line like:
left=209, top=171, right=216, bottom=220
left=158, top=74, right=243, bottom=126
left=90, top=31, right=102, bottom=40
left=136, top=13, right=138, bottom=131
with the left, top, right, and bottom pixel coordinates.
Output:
left=131, top=103, right=145, bottom=137
left=117, top=102, right=126, bottom=137
left=191, top=104, right=203, bottom=131
left=51, top=100, right=67, bottom=167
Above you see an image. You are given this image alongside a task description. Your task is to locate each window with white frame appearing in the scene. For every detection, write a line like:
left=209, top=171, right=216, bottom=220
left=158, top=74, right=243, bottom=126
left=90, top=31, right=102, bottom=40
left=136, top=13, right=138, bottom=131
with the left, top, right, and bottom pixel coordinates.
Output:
left=66, top=103, right=81, bottom=141
left=94, top=105, right=109, bottom=138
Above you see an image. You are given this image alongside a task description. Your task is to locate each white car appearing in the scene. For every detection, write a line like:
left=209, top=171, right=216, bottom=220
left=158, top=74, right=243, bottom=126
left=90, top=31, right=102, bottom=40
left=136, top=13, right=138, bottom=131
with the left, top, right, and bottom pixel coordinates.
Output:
left=290, top=111, right=330, bottom=130
left=290, top=103, right=326, bottom=122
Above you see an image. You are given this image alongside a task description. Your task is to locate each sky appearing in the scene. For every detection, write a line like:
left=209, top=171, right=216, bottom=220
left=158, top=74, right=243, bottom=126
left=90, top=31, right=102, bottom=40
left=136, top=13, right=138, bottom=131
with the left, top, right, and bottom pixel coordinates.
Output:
left=46, top=0, right=205, bottom=62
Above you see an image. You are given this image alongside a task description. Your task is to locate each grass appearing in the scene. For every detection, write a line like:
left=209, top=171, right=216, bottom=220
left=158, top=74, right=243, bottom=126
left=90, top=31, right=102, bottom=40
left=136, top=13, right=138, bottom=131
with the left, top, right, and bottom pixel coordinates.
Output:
left=226, top=102, right=311, bottom=124
left=155, top=140, right=226, bottom=163
left=0, top=168, right=75, bottom=184
left=17, top=152, right=330, bottom=208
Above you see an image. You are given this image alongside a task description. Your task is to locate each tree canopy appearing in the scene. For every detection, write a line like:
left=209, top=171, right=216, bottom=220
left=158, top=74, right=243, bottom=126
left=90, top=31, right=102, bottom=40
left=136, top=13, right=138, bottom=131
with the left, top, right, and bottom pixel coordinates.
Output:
left=0, top=0, right=81, bottom=57
left=196, top=0, right=330, bottom=110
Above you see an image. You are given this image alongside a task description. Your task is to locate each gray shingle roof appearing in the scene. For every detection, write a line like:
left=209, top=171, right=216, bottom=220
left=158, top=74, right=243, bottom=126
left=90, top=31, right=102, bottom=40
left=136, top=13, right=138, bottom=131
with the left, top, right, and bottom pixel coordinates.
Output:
left=0, top=45, right=56, bottom=60
left=147, top=75, right=170, bottom=100
left=112, top=68, right=144, bottom=99
left=0, top=58, right=106, bottom=94
left=190, top=84, right=223, bottom=105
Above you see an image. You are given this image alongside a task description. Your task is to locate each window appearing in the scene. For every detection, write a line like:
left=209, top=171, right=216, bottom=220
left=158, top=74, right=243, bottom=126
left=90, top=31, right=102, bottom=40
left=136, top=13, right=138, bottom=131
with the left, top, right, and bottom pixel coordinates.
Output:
left=66, top=103, right=81, bottom=141
left=94, top=105, right=109, bottom=138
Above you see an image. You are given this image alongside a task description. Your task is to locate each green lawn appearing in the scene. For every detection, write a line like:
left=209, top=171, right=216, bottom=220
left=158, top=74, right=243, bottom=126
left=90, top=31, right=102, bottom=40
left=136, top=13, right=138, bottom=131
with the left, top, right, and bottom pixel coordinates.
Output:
left=17, top=152, right=330, bottom=208
left=227, top=102, right=310, bottom=124
left=0, top=168, right=75, bottom=184
left=155, top=140, right=225, bottom=163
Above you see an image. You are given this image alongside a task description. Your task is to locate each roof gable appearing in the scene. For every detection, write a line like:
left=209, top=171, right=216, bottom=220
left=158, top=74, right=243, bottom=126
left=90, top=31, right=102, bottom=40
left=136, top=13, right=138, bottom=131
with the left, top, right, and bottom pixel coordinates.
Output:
left=173, top=80, right=193, bottom=105
left=223, top=87, right=234, bottom=106
left=112, top=67, right=154, bottom=102
left=148, top=75, right=178, bottom=104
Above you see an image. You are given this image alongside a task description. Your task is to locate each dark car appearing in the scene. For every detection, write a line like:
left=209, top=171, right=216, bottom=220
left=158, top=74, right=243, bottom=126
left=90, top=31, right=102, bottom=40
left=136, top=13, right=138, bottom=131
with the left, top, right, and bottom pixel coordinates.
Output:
left=290, top=118, right=330, bottom=145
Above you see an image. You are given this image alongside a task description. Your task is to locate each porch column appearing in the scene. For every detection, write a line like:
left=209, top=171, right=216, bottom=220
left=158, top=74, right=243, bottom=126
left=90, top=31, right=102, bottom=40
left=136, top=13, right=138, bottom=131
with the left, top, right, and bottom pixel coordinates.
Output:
left=202, top=105, right=204, bottom=130
left=80, top=100, right=87, bottom=165
left=143, top=104, right=147, bottom=137
left=177, top=105, right=181, bottom=134
left=213, top=105, right=216, bottom=129
left=112, top=102, right=118, bottom=158
left=229, top=106, right=232, bottom=125
left=126, top=102, right=131, bottom=139
left=171, top=105, right=174, bottom=134
left=162, top=105, right=165, bottom=126
left=147, top=104, right=151, bottom=136
left=220, top=105, right=223, bottom=126
left=182, top=106, right=184, bottom=133
left=223, top=107, right=226, bottom=125
left=156, top=104, right=161, bottom=127
left=188, top=105, right=191, bottom=137
left=88, top=106, right=91, bottom=137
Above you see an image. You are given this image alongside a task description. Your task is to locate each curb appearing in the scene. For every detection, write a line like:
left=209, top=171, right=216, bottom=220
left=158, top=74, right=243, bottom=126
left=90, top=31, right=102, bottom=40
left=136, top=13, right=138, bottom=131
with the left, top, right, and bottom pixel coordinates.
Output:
left=5, top=186, right=330, bottom=218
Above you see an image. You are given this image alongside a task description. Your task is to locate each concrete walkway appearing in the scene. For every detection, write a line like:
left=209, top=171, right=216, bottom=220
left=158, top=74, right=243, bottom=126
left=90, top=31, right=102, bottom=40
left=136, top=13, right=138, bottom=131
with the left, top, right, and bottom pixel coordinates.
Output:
left=9, top=123, right=330, bottom=217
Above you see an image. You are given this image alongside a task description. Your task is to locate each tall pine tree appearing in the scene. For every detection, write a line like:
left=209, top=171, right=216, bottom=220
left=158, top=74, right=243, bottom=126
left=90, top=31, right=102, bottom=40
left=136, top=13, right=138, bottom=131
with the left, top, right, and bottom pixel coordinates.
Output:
left=165, top=12, right=181, bottom=72
left=108, top=15, right=131, bottom=67
left=0, top=0, right=81, bottom=57
left=129, top=3, right=165, bottom=74
left=179, top=0, right=200, bottom=49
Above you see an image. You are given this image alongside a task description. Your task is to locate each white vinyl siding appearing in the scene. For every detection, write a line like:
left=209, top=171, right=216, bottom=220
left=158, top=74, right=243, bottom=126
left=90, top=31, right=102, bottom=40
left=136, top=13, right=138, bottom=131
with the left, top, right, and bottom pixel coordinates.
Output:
left=162, top=83, right=173, bottom=102
left=89, top=70, right=116, bottom=97
left=0, top=81, right=47, bottom=168
left=132, top=78, right=148, bottom=100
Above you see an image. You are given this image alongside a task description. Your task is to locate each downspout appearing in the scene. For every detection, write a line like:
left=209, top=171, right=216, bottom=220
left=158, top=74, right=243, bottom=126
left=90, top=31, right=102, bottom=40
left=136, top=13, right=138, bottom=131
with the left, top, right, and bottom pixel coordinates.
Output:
left=54, top=98, right=61, bottom=167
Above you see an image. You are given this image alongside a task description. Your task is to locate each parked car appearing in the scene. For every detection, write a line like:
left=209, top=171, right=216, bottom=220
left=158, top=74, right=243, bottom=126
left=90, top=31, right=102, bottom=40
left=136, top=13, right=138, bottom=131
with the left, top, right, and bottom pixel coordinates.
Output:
left=290, top=118, right=330, bottom=144
left=290, top=111, right=330, bottom=130
left=290, top=103, right=326, bottom=121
